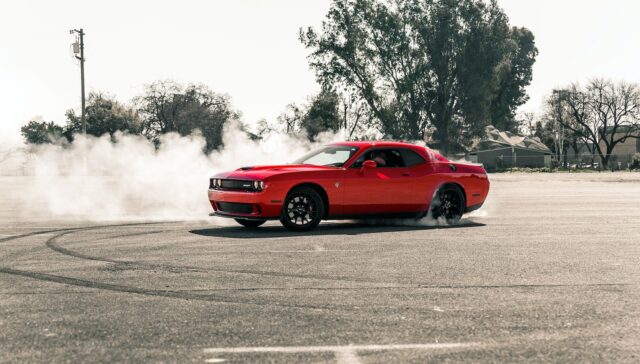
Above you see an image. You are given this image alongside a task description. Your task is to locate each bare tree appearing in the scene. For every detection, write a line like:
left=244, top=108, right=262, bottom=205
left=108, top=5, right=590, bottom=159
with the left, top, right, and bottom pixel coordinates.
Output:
left=551, top=79, right=640, bottom=169
left=276, top=103, right=305, bottom=135
left=517, top=112, right=537, bottom=137
left=337, top=92, right=372, bottom=140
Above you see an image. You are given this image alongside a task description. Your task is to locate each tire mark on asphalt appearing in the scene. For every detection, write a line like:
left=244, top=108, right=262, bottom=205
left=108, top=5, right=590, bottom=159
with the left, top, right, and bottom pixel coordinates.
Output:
left=0, top=267, right=331, bottom=310
left=0, top=222, right=177, bottom=244
left=46, top=230, right=386, bottom=283
left=44, top=229, right=640, bottom=288
left=0, top=228, right=80, bottom=243
left=0, top=223, right=385, bottom=310
left=63, top=229, right=175, bottom=246
left=0, top=223, right=178, bottom=265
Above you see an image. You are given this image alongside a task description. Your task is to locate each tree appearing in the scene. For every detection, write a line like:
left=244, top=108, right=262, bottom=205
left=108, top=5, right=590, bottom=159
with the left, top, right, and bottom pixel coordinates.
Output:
left=489, top=27, right=537, bottom=132
left=518, top=112, right=537, bottom=137
left=336, top=92, right=372, bottom=139
left=65, top=92, right=141, bottom=141
left=136, top=81, right=239, bottom=152
left=275, top=91, right=342, bottom=141
left=302, top=90, right=342, bottom=141
left=276, top=103, right=305, bottom=135
left=276, top=90, right=374, bottom=140
left=551, top=79, right=640, bottom=169
left=300, top=0, right=537, bottom=153
left=20, top=120, right=65, bottom=144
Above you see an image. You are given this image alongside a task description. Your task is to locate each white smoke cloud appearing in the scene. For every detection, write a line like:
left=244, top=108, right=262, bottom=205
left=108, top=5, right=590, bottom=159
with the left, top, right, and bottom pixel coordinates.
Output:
left=4, top=123, right=344, bottom=222
left=1, top=124, right=490, bottom=225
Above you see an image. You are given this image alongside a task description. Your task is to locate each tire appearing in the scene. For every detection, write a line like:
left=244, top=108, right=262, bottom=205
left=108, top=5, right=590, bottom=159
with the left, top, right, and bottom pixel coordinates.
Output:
left=429, top=184, right=465, bottom=224
left=280, top=186, right=325, bottom=231
left=234, top=219, right=266, bottom=228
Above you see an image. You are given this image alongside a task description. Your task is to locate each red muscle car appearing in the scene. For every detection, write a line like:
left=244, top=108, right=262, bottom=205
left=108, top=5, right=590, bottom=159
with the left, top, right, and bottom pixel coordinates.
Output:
left=208, top=141, right=489, bottom=231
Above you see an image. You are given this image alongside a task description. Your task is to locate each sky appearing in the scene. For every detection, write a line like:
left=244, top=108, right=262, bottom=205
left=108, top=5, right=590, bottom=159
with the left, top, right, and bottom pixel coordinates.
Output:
left=2, top=0, right=640, bottom=147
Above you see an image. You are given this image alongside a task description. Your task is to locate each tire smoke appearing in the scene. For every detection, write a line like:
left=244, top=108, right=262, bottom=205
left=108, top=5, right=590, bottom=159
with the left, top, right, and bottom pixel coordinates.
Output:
left=4, top=123, right=342, bottom=222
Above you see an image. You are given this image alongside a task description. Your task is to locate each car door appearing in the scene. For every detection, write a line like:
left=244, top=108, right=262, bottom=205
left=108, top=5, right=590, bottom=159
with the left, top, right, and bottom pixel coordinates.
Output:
left=398, top=147, right=436, bottom=212
left=342, top=148, right=417, bottom=215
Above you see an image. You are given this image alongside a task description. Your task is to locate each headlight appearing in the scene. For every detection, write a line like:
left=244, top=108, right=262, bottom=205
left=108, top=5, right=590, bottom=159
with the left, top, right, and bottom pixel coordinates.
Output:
left=216, top=179, right=222, bottom=188
left=253, top=180, right=264, bottom=190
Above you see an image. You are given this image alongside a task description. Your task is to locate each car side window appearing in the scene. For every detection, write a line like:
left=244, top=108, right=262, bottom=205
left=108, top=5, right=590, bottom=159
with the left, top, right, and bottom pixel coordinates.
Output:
left=399, top=148, right=427, bottom=167
left=352, top=149, right=406, bottom=168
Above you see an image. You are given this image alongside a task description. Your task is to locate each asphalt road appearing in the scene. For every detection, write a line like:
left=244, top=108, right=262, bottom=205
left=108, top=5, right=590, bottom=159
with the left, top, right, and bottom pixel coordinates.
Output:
left=1, top=173, right=639, bottom=363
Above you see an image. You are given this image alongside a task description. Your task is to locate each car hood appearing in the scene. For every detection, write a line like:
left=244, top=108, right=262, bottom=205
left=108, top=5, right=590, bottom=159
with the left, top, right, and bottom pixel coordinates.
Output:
left=213, top=164, right=340, bottom=180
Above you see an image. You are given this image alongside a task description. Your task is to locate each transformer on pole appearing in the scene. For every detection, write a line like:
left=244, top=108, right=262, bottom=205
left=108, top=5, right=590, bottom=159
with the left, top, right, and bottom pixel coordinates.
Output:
left=70, top=28, right=86, bottom=136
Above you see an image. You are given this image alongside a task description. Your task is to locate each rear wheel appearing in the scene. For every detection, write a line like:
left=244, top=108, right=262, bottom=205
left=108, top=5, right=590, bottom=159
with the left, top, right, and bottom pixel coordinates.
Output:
left=430, top=184, right=465, bottom=224
left=234, top=219, right=266, bottom=228
left=280, top=186, right=324, bottom=231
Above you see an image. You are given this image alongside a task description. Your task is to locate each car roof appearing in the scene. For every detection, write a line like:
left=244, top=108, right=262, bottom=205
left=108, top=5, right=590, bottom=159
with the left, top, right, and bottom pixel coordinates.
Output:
left=329, top=141, right=449, bottom=162
left=330, top=140, right=425, bottom=151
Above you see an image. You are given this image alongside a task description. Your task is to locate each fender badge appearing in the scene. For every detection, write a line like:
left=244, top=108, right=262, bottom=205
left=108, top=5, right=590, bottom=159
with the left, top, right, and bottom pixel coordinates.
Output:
left=335, top=182, right=340, bottom=188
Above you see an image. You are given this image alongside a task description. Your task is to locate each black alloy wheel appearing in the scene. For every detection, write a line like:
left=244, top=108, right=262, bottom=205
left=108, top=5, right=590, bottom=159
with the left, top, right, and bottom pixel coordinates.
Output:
left=234, top=219, right=266, bottom=228
left=280, top=186, right=324, bottom=231
left=430, top=184, right=465, bottom=224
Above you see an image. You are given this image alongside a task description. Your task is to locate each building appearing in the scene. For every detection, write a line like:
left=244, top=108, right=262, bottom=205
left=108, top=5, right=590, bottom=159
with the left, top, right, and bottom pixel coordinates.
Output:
left=468, top=126, right=552, bottom=171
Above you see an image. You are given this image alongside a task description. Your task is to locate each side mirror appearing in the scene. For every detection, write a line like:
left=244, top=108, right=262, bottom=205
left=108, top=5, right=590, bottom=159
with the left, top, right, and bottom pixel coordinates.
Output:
left=362, top=160, right=377, bottom=169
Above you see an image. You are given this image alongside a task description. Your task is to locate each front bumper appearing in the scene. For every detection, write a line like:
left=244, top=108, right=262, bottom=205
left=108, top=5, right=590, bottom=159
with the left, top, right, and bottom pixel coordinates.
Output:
left=208, top=188, right=284, bottom=219
left=208, top=211, right=278, bottom=221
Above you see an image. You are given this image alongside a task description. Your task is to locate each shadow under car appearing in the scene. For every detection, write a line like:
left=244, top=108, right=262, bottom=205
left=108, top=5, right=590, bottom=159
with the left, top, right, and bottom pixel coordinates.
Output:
left=189, top=219, right=485, bottom=239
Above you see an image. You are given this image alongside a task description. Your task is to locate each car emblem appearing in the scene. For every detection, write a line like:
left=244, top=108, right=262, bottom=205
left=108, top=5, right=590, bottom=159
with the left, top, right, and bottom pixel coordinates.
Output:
left=335, top=182, right=340, bottom=188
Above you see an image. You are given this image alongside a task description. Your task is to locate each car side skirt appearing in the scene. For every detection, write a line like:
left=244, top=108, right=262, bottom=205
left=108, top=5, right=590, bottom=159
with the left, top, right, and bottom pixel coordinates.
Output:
left=211, top=205, right=484, bottom=222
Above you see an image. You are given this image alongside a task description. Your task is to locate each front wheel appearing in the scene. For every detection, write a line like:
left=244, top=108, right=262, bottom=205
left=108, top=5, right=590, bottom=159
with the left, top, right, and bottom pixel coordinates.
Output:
left=234, top=219, right=266, bottom=228
left=280, top=186, right=325, bottom=231
left=430, top=184, right=465, bottom=224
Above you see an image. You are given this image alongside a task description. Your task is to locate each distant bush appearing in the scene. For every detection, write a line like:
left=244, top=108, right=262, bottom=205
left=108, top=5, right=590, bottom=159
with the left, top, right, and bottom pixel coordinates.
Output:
left=631, top=153, right=640, bottom=170
left=494, top=167, right=553, bottom=173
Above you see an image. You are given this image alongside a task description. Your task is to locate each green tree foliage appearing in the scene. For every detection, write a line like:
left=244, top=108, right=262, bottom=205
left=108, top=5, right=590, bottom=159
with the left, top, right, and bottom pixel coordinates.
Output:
left=300, top=0, right=537, bottom=153
left=22, top=93, right=141, bottom=145
left=273, top=91, right=342, bottom=141
left=20, top=121, right=65, bottom=144
left=303, top=91, right=341, bottom=141
left=136, top=81, right=238, bottom=152
left=65, top=92, right=141, bottom=141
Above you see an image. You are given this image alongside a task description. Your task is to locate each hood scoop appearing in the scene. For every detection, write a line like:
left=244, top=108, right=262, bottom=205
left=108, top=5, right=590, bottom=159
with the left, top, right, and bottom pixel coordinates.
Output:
left=239, top=166, right=254, bottom=171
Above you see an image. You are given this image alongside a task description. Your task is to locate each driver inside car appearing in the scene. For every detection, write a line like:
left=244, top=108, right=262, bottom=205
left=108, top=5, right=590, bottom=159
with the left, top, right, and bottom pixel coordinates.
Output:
left=373, top=151, right=387, bottom=167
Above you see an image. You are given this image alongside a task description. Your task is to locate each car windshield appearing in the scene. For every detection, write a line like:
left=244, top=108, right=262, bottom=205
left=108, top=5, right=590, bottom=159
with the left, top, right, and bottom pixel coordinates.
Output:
left=292, top=146, right=360, bottom=167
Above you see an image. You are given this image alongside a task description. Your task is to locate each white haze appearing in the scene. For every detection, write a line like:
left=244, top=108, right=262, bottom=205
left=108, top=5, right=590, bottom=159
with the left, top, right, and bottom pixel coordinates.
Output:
left=2, top=124, right=490, bottom=225
left=9, top=123, right=342, bottom=222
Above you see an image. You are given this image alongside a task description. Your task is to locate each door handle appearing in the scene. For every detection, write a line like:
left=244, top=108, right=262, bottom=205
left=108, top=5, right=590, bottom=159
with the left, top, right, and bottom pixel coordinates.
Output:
left=402, top=172, right=411, bottom=177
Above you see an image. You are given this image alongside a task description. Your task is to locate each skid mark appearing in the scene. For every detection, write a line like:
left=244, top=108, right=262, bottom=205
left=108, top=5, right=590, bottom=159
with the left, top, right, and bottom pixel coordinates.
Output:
left=44, top=230, right=385, bottom=284
left=0, top=266, right=329, bottom=309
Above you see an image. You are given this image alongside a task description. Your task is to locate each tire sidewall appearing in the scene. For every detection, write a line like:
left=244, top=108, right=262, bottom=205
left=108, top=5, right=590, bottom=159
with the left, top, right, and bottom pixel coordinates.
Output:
left=430, top=184, right=465, bottom=223
left=280, top=186, right=325, bottom=231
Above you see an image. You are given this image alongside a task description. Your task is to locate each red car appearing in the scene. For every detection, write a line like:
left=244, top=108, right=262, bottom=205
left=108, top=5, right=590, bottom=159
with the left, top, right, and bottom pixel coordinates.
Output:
left=208, top=141, right=489, bottom=231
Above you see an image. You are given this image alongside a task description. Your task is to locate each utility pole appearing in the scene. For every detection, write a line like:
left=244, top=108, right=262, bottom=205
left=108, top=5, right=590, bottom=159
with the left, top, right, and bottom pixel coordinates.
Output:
left=70, top=28, right=86, bottom=136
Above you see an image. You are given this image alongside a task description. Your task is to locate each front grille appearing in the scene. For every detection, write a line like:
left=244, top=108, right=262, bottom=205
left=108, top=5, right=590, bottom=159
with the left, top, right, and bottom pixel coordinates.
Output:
left=217, top=202, right=254, bottom=214
left=222, top=179, right=255, bottom=190
left=210, top=179, right=260, bottom=192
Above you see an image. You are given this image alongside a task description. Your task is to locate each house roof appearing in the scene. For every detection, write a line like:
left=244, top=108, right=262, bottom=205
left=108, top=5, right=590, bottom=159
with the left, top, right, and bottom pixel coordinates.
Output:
left=470, top=126, right=552, bottom=154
